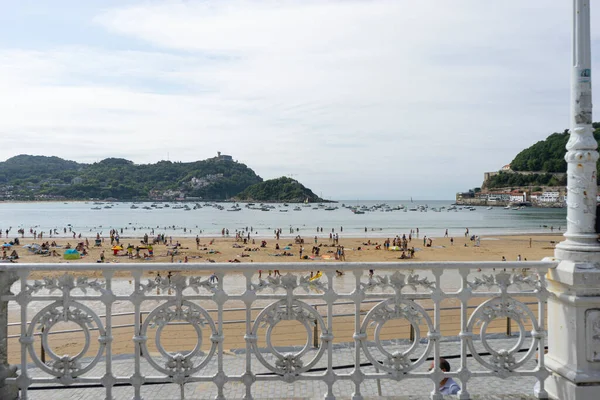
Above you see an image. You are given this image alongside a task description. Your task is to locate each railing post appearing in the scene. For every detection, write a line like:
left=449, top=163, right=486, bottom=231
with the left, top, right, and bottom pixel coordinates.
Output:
left=139, top=312, right=144, bottom=357
left=0, top=271, right=18, bottom=400
left=313, top=306, right=319, bottom=349
left=40, top=327, right=45, bottom=364
left=409, top=323, right=415, bottom=342
left=506, top=317, right=511, bottom=336
left=546, top=2, right=600, bottom=399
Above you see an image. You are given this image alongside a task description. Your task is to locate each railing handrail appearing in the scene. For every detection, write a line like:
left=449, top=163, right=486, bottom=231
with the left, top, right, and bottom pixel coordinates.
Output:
left=0, top=260, right=559, bottom=272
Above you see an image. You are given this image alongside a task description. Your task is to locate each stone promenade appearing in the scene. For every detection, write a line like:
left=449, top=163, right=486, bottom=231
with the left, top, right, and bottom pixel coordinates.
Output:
left=17, top=337, right=542, bottom=400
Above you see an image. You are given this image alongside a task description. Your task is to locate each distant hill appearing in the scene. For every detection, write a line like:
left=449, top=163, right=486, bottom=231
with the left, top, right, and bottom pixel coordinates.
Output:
left=235, top=177, right=325, bottom=202
left=0, top=155, right=80, bottom=182
left=484, top=122, right=600, bottom=189
left=0, top=154, right=300, bottom=201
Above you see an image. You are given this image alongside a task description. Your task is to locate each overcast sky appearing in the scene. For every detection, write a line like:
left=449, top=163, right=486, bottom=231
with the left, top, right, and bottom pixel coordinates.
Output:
left=0, top=0, right=598, bottom=200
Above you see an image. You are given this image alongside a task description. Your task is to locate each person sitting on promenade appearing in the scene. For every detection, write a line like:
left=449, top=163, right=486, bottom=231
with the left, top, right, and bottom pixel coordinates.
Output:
left=429, top=358, right=460, bottom=395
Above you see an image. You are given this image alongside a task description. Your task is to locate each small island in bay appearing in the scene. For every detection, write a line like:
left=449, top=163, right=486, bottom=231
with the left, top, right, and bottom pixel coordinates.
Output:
left=235, top=176, right=326, bottom=203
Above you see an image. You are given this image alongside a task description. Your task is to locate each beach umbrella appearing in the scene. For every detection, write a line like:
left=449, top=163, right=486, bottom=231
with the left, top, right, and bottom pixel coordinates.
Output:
left=112, top=245, right=123, bottom=251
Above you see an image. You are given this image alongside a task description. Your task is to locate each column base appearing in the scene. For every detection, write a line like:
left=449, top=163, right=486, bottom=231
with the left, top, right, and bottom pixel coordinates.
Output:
left=0, top=364, right=18, bottom=400
left=556, top=232, right=600, bottom=251
left=545, top=371, right=600, bottom=400
left=555, top=241, right=600, bottom=263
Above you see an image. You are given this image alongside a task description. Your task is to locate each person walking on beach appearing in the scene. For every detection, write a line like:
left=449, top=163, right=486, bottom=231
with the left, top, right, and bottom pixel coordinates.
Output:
left=444, top=229, right=448, bottom=237
left=299, top=246, right=303, bottom=259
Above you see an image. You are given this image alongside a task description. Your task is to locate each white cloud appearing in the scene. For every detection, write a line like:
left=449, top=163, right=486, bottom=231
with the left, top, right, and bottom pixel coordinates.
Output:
left=0, top=0, right=597, bottom=199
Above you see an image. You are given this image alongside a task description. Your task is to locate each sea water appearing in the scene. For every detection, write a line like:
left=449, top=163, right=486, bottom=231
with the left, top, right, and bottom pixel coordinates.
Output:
left=0, top=201, right=566, bottom=239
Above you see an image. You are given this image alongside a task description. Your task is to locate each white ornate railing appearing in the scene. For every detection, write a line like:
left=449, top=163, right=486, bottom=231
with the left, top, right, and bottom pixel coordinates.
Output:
left=0, top=261, right=556, bottom=400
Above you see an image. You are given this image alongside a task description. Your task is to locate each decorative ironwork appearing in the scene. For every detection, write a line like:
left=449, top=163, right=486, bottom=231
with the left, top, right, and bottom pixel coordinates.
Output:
left=467, top=297, right=539, bottom=373
left=0, top=261, right=555, bottom=399
left=360, top=298, right=434, bottom=373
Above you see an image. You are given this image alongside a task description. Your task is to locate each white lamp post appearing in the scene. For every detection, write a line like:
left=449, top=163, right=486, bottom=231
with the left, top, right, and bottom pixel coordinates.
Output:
left=547, top=2, right=600, bottom=399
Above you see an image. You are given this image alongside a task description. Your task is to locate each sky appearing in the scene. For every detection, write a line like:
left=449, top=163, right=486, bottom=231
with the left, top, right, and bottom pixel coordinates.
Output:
left=0, top=0, right=598, bottom=200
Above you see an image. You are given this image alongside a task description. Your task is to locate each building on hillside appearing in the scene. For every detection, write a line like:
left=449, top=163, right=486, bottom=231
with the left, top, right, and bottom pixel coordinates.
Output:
left=72, top=177, right=83, bottom=185
left=216, top=151, right=233, bottom=162
left=510, top=190, right=527, bottom=203
left=529, top=192, right=543, bottom=202
left=487, top=192, right=511, bottom=202
left=538, top=191, right=561, bottom=203
left=501, top=164, right=511, bottom=171
left=190, top=173, right=224, bottom=188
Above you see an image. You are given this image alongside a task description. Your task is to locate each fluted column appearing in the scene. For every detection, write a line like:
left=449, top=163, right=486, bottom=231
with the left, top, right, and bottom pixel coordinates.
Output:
left=546, top=2, right=600, bottom=399
left=555, top=0, right=600, bottom=254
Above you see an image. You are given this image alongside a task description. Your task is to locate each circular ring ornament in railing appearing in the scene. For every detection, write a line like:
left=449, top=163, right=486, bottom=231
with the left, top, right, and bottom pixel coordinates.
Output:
left=359, top=298, right=434, bottom=374
left=140, top=300, right=218, bottom=379
left=250, top=299, right=327, bottom=380
left=27, top=300, right=106, bottom=380
left=467, top=296, right=538, bottom=373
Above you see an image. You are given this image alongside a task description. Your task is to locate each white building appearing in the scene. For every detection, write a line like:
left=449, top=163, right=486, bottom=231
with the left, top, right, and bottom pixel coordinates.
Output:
left=538, top=191, right=561, bottom=203
left=509, top=191, right=527, bottom=203
left=487, top=193, right=510, bottom=202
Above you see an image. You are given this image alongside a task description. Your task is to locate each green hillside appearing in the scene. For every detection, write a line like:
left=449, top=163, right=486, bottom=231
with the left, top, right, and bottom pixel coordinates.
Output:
left=485, top=122, right=600, bottom=188
left=0, top=155, right=263, bottom=200
left=235, top=177, right=325, bottom=202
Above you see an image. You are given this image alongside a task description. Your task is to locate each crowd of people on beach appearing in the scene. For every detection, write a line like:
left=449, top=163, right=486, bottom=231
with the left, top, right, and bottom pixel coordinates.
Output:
left=0, top=219, right=551, bottom=277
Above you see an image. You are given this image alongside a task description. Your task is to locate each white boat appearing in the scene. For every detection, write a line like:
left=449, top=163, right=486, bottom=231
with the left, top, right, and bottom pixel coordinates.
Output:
left=487, top=206, right=493, bottom=210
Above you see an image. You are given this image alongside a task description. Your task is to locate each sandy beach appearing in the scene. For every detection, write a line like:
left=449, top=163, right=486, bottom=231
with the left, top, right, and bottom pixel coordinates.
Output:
left=6, top=232, right=561, bottom=272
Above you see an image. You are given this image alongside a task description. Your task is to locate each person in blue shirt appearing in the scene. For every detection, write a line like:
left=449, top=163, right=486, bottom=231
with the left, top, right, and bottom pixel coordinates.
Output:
left=429, top=358, right=461, bottom=395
